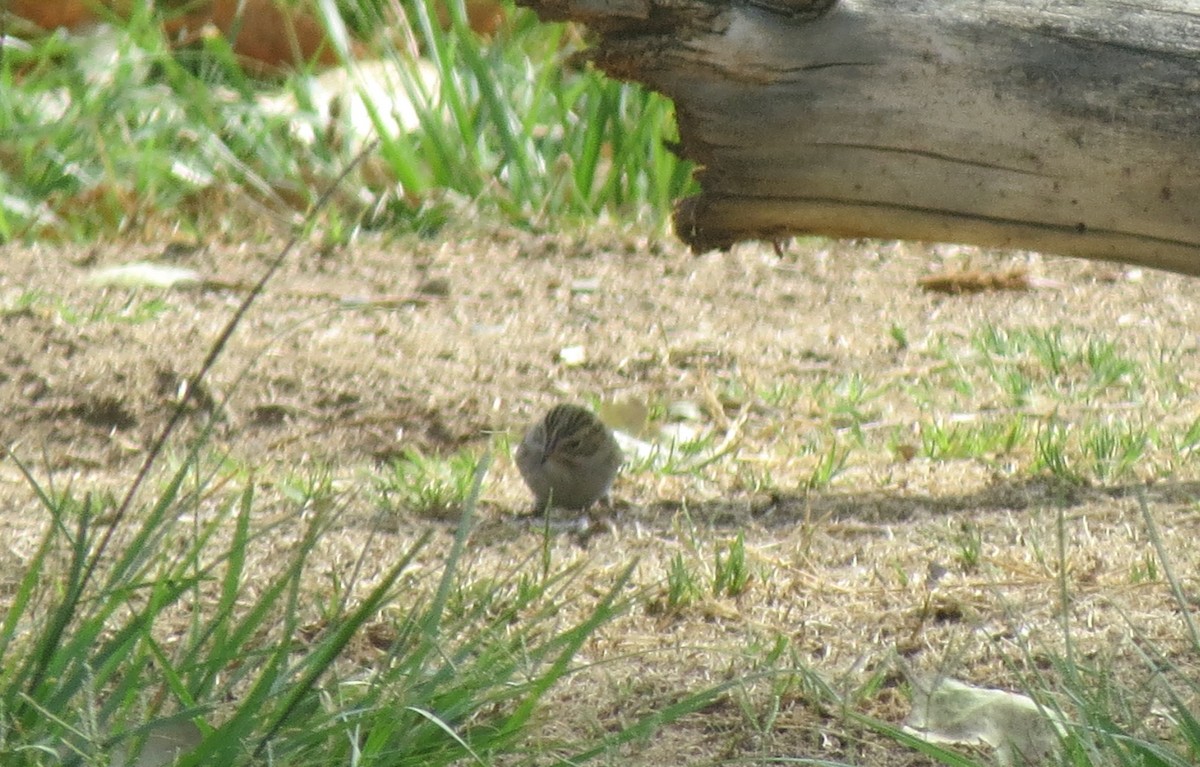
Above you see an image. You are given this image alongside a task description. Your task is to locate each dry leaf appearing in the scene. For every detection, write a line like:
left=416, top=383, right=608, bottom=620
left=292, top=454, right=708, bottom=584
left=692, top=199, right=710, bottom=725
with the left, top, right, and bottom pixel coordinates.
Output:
left=86, top=262, right=202, bottom=289
left=903, top=674, right=1064, bottom=766
left=109, top=719, right=203, bottom=767
left=598, top=397, right=649, bottom=436
left=918, top=267, right=1059, bottom=295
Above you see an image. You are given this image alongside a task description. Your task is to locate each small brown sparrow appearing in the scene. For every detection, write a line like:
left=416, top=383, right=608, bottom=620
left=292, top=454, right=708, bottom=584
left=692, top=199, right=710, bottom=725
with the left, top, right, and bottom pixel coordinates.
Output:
left=515, top=404, right=622, bottom=511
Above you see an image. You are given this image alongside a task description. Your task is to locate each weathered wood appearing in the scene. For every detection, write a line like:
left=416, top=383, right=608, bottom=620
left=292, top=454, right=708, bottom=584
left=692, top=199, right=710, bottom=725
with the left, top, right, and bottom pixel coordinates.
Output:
left=521, top=0, right=1200, bottom=274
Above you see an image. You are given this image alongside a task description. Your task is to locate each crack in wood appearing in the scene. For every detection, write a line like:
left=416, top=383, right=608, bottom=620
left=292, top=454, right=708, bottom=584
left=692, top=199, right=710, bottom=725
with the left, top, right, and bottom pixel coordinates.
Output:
left=809, top=143, right=1050, bottom=177
left=744, top=0, right=837, bottom=20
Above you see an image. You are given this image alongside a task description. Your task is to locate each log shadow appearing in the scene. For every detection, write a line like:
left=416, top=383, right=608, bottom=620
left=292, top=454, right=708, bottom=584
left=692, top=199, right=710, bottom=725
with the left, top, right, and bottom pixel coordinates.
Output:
left=613, top=477, right=1200, bottom=531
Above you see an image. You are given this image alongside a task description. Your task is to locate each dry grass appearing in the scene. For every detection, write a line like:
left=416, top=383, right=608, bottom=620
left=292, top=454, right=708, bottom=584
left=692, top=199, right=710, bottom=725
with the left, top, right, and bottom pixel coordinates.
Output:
left=3, top=230, right=1200, bottom=764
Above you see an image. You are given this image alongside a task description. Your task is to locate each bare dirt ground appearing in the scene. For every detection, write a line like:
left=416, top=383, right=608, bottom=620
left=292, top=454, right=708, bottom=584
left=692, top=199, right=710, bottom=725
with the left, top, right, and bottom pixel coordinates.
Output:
left=3, top=229, right=1200, bottom=765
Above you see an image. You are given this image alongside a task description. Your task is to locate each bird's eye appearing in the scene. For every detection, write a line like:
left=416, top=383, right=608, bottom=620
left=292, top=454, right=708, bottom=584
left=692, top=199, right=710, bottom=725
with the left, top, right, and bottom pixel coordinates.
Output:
left=565, top=433, right=591, bottom=452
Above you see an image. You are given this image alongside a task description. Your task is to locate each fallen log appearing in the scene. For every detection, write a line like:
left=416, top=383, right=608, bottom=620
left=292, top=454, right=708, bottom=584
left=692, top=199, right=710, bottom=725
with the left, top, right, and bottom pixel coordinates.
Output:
left=519, top=0, right=1200, bottom=274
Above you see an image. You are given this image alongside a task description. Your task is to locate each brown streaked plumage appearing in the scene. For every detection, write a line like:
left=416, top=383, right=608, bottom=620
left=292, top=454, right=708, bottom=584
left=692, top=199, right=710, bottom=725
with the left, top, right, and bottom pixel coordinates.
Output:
left=515, top=404, right=622, bottom=511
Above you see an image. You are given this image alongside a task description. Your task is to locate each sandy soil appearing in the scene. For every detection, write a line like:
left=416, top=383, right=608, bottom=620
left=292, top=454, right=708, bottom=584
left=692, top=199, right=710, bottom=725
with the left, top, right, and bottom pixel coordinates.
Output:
left=3, top=229, right=1199, bottom=765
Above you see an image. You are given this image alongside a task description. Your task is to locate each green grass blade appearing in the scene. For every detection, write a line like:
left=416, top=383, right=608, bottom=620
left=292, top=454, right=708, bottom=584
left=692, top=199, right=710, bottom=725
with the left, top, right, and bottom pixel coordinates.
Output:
left=250, top=528, right=433, bottom=758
